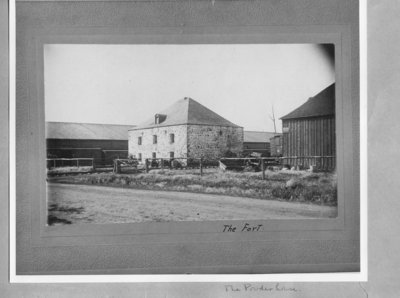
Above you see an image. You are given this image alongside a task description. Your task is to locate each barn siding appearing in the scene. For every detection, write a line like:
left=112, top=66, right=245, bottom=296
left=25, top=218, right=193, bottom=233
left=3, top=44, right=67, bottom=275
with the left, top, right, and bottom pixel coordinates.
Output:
left=282, top=116, right=335, bottom=170
left=46, top=139, right=128, bottom=166
left=47, top=139, right=127, bottom=151
left=243, top=141, right=270, bottom=157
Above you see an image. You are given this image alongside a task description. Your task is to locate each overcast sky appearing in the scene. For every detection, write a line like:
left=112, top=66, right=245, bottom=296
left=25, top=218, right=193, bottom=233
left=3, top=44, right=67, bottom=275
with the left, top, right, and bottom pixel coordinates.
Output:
left=44, top=44, right=334, bottom=132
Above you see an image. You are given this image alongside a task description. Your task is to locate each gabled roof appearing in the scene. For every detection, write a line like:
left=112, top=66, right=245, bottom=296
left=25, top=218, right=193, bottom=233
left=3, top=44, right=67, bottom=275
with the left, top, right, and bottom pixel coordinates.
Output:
left=280, top=83, right=335, bottom=120
left=130, top=97, right=241, bottom=130
left=244, top=131, right=277, bottom=143
left=46, top=122, right=135, bottom=140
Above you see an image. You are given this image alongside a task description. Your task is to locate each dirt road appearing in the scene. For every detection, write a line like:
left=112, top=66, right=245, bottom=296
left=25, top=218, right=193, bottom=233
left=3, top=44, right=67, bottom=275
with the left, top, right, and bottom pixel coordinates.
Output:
left=47, top=183, right=337, bottom=224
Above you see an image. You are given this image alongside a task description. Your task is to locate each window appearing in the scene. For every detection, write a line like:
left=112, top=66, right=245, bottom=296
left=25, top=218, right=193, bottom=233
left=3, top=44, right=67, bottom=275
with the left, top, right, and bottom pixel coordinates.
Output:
left=219, top=130, right=223, bottom=136
left=138, top=136, right=142, bottom=145
left=153, top=135, right=157, bottom=144
left=169, top=133, right=175, bottom=144
left=138, top=153, right=142, bottom=161
left=152, top=152, right=156, bottom=159
left=169, top=152, right=174, bottom=158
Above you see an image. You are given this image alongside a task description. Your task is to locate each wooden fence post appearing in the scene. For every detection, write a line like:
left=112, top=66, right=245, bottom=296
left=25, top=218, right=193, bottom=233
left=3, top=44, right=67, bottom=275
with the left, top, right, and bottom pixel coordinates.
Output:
left=261, top=158, right=265, bottom=180
left=161, top=158, right=164, bottom=170
left=145, top=159, right=149, bottom=173
left=113, top=160, right=118, bottom=174
left=200, top=158, right=203, bottom=176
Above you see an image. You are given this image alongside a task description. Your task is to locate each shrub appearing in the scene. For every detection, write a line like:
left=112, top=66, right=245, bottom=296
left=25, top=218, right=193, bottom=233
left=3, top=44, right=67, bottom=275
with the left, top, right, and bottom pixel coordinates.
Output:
left=271, top=186, right=293, bottom=200
left=171, top=159, right=182, bottom=168
left=223, top=150, right=237, bottom=158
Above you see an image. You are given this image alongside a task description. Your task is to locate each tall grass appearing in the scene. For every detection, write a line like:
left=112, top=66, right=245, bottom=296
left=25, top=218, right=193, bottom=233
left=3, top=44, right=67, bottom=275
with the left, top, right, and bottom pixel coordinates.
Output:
left=52, top=169, right=337, bottom=206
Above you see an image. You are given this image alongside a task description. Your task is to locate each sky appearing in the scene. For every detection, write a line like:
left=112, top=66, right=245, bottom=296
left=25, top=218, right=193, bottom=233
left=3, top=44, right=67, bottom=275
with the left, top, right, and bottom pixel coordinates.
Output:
left=44, top=44, right=334, bottom=132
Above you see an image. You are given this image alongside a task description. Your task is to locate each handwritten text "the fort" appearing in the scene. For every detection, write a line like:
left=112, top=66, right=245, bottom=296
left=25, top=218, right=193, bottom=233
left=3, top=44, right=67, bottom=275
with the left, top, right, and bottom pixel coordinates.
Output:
left=222, top=223, right=263, bottom=232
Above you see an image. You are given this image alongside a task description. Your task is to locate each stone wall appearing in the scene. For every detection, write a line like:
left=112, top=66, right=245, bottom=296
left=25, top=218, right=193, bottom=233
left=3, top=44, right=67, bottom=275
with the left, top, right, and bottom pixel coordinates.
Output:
left=129, top=124, right=244, bottom=161
left=128, top=125, right=187, bottom=160
left=187, top=125, right=243, bottom=159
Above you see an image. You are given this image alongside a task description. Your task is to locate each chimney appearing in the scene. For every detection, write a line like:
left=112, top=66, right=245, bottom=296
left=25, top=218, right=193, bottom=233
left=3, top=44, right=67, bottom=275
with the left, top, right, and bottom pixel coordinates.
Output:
left=155, top=114, right=167, bottom=124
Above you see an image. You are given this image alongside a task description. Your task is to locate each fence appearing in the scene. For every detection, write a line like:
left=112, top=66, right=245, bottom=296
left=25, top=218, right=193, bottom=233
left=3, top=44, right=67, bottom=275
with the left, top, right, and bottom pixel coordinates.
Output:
left=280, top=156, right=336, bottom=171
left=46, top=158, right=95, bottom=169
left=146, top=158, right=220, bottom=175
left=48, top=155, right=335, bottom=176
left=113, top=159, right=140, bottom=174
left=219, top=157, right=281, bottom=180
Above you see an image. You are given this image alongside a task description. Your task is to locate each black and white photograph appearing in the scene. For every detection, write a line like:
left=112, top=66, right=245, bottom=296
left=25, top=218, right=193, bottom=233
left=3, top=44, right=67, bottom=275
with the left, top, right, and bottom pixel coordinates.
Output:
left=6, top=0, right=377, bottom=290
left=45, top=43, right=338, bottom=225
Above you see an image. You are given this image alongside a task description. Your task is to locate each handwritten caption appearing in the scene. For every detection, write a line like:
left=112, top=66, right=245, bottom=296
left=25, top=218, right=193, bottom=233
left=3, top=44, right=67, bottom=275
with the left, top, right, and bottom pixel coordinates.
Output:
left=225, top=283, right=299, bottom=293
left=222, top=223, right=263, bottom=233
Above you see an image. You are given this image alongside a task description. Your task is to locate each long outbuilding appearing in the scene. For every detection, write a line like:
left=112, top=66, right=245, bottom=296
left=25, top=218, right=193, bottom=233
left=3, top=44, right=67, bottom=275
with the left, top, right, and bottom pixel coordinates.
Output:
left=46, top=122, right=134, bottom=167
left=243, top=131, right=276, bottom=157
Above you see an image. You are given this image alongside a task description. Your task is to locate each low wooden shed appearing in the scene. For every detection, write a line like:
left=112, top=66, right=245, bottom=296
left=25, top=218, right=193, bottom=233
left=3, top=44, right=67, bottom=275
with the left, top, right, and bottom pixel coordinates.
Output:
left=280, top=83, right=336, bottom=171
left=46, top=122, right=134, bottom=167
left=243, top=131, right=275, bottom=157
left=269, top=134, right=283, bottom=157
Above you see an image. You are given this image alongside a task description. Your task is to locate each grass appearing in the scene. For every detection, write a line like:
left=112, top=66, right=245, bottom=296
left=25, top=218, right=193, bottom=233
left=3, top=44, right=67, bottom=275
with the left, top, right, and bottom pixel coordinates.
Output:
left=48, top=168, right=337, bottom=206
left=47, top=166, right=93, bottom=175
left=47, top=203, right=85, bottom=225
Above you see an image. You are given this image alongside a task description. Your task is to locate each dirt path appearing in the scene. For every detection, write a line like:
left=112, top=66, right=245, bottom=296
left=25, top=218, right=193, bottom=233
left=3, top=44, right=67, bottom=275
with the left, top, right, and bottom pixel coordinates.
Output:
left=47, top=183, right=337, bottom=224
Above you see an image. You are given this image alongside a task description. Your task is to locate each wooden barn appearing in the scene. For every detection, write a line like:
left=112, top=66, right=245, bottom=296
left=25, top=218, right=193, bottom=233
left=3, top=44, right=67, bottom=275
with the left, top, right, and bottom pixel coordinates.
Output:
left=280, top=83, right=336, bottom=171
left=46, top=122, right=134, bottom=167
left=243, top=131, right=276, bottom=157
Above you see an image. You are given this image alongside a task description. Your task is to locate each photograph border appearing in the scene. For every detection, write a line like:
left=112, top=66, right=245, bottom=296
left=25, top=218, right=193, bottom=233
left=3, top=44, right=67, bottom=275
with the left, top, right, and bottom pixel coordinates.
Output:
left=11, top=0, right=363, bottom=280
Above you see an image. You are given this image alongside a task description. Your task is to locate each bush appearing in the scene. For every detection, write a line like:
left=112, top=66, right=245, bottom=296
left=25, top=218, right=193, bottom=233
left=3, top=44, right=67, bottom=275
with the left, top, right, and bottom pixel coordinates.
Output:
left=150, top=159, right=159, bottom=168
left=271, top=186, right=293, bottom=200
left=187, top=158, right=200, bottom=167
left=223, top=150, right=237, bottom=158
left=171, top=159, right=182, bottom=168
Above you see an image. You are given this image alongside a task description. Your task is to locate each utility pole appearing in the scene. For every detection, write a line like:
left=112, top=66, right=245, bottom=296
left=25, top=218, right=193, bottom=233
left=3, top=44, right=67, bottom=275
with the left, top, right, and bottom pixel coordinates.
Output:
left=269, top=105, right=277, bottom=134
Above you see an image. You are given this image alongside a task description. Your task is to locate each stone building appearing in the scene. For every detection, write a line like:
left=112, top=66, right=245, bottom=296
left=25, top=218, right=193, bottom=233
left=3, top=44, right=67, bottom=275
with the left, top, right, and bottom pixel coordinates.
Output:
left=128, top=97, right=243, bottom=161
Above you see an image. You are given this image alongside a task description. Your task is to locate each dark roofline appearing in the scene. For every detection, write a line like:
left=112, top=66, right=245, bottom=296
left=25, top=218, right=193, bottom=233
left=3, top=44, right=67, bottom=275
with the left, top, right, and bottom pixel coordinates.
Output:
left=46, top=121, right=136, bottom=127
left=280, top=83, right=335, bottom=120
left=129, top=123, right=244, bottom=131
left=47, top=138, right=128, bottom=141
left=244, top=130, right=277, bottom=133
left=281, top=114, right=335, bottom=121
